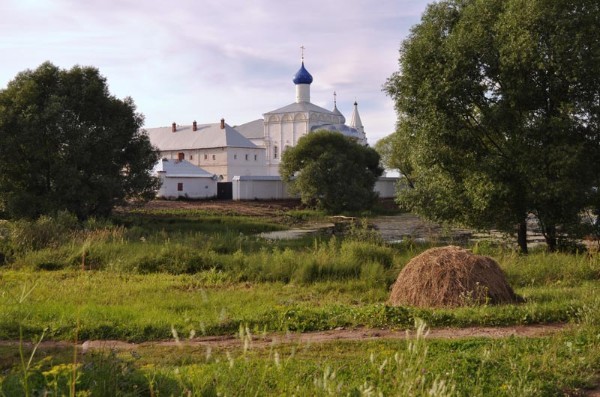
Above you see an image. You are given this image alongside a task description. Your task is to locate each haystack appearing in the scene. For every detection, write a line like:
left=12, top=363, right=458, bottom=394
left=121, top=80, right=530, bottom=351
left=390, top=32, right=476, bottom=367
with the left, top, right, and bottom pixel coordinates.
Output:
left=388, top=246, right=520, bottom=308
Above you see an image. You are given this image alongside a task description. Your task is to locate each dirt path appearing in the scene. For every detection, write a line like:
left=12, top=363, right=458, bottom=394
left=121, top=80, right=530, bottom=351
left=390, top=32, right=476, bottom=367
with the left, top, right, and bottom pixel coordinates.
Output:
left=0, top=323, right=569, bottom=352
left=4, top=323, right=599, bottom=396
left=84, top=323, right=570, bottom=350
left=137, top=199, right=303, bottom=218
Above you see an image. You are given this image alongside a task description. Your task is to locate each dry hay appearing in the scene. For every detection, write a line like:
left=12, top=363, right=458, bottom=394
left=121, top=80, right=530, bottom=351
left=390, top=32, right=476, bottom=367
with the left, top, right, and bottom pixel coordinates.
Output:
left=388, top=246, right=521, bottom=308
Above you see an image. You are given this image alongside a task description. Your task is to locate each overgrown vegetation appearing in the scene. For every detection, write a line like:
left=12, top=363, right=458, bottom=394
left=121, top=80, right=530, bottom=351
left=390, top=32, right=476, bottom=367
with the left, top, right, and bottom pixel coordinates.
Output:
left=0, top=207, right=599, bottom=395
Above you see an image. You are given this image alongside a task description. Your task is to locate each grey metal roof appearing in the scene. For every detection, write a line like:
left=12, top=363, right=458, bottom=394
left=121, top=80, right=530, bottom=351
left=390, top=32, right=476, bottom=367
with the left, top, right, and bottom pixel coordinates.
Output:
left=235, top=119, right=264, bottom=139
left=153, top=159, right=215, bottom=178
left=310, top=123, right=363, bottom=139
left=146, top=122, right=258, bottom=151
left=332, top=104, right=346, bottom=124
left=350, top=101, right=364, bottom=129
left=264, top=101, right=335, bottom=116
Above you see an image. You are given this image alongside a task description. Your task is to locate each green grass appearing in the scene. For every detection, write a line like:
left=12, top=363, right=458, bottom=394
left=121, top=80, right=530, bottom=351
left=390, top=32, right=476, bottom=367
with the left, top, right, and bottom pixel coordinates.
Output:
left=1, top=322, right=598, bottom=396
left=0, top=269, right=598, bottom=342
left=0, top=208, right=599, bottom=395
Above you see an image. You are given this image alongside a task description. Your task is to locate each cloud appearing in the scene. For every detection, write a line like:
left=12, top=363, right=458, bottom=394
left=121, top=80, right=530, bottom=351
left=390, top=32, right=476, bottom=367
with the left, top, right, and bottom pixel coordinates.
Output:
left=0, top=0, right=430, bottom=144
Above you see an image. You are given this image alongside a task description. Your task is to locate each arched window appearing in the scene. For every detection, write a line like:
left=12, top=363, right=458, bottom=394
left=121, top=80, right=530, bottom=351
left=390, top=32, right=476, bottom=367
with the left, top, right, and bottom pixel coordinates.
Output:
left=273, top=145, right=278, bottom=159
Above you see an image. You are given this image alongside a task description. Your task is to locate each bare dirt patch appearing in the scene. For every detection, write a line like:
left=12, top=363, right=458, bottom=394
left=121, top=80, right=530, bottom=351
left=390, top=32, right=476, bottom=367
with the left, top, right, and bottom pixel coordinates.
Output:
left=139, top=199, right=303, bottom=218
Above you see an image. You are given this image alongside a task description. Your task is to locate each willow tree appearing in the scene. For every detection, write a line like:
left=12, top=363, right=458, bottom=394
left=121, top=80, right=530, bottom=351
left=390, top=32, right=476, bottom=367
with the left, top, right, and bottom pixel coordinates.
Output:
left=384, top=0, right=600, bottom=252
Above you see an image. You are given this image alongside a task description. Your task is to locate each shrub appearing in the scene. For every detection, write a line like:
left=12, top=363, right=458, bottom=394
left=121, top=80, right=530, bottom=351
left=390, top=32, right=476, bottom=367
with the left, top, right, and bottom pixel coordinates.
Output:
left=345, top=218, right=384, bottom=244
left=8, top=212, right=78, bottom=253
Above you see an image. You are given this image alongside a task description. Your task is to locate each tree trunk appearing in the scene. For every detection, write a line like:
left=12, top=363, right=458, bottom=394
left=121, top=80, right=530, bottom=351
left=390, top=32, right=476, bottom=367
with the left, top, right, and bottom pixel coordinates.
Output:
left=544, top=224, right=557, bottom=252
left=517, top=220, right=528, bottom=254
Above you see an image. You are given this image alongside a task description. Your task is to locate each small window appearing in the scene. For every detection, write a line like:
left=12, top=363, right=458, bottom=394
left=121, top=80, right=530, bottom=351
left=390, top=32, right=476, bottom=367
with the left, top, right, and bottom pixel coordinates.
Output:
left=234, top=154, right=237, bottom=160
left=189, top=155, right=193, bottom=160
left=178, top=152, right=184, bottom=161
left=273, top=146, right=278, bottom=159
left=204, top=154, right=208, bottom=160
left=245, top=154, right=249, bottom=161
left=254, top=154, right=257, bottom=161
left=177, top=183, right=183, bottom=191
left=212, top=154, right=216, bottom=160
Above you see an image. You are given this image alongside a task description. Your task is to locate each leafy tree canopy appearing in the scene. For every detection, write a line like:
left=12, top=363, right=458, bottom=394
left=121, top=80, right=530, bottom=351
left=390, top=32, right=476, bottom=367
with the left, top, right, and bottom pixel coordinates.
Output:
left=0, top=62, right=160, bottom=220
left=374, top=133, right=414, bottom=189
left=280, top=130, right=383, bottom=213
left=384, top=0, right=600, bottom=252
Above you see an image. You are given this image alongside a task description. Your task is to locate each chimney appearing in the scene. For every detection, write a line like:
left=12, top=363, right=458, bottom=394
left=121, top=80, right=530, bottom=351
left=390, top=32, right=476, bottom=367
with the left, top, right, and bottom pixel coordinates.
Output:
left=192, top=120, right=197, bottom=131
left=220, top=118, right=225, bottom=129
left=171, top=122, right=176, bottom=132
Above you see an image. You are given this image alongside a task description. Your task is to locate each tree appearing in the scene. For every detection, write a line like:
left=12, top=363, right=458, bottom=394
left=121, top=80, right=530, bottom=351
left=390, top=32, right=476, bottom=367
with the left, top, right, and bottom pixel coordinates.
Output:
left=384, top=0, right=600, bottom=253
left=374, top=133, right=414, bottom=188
left=280, top=130, right=383, bottom=213
left=0, top=62, right=160, bottom=220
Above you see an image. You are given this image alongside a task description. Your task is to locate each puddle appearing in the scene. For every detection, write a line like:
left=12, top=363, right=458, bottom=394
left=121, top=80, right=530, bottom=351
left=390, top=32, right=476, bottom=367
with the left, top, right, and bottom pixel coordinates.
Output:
left=260, top=223, right=335, bottom=240
left=260, top=213, right=556, bottom=248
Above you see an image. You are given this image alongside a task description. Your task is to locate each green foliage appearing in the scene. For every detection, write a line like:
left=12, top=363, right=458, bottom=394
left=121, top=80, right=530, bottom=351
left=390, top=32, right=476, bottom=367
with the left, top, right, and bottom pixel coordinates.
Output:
left=6, top=212, right=78, bottom=253
left=0, top=251, right=598, bottom=342
left=2, top=209, right=600, bottom=395
left=384, top=0, right=600, bottom=252
left=1, top=208, right=598, bottom=342
left=374, top=133, right=414, bottom=188
left=0, top=349, right=149, bottom=397
left=2, top=322, right=599, bottom=396
left=499, top=250, right=600, bottom=287
left=0, top=62, right=160, bottom=220
left=280, top=130, right=383, bottom=213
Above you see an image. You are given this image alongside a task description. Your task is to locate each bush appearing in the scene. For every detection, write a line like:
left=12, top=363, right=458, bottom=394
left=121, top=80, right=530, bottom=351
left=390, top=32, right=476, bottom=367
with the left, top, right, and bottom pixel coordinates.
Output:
left=345, top=218, right=384, bottom=244
left=8, top=212, right=78, bottom=253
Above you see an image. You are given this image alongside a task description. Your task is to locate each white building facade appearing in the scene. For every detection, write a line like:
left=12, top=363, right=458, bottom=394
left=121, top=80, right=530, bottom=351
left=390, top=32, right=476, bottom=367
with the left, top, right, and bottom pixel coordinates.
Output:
left=147, top=58, right=373, bottom=191
left=153, top=159, right=218, bottom=199
left=147, top=119, right=266, bottom=182
left=235, top=60, right=368, bottom=176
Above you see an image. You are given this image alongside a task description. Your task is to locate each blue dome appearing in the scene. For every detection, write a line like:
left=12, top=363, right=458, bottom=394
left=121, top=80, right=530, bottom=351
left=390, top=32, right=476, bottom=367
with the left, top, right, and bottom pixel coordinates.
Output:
left=293, top=62, right=313, bottom=85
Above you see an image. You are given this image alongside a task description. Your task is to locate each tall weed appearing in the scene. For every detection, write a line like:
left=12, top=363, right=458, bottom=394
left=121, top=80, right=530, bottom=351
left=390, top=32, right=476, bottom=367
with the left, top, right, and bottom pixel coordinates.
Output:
left=500, top=251, right=600, bottom=287
left=8, top=212, right=78, bottom=253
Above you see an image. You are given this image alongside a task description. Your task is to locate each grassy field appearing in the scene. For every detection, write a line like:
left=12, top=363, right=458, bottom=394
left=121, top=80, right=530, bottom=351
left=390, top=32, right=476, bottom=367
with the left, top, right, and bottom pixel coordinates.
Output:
left=0, top=204, right=599, bottom=396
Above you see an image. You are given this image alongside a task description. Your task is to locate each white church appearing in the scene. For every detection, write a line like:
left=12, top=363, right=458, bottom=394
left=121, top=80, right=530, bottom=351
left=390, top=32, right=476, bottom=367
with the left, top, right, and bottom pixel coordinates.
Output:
left=146, top=57, right=395, bottom=199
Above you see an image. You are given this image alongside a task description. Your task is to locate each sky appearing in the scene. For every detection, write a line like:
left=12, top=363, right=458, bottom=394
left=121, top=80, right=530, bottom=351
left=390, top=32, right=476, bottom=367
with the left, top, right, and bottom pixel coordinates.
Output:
left=0, top=0, right=432, bottom=145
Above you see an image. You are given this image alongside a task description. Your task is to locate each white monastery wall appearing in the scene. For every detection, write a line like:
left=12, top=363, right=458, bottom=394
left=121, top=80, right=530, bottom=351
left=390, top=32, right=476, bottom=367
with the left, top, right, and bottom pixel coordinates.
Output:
left=157, top=176, right=217, bottom=199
